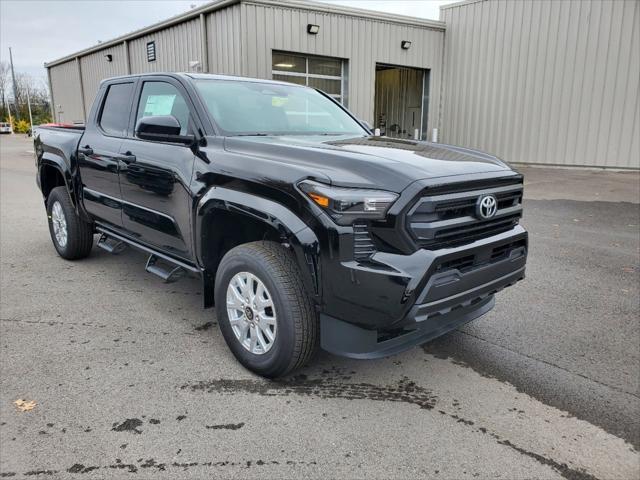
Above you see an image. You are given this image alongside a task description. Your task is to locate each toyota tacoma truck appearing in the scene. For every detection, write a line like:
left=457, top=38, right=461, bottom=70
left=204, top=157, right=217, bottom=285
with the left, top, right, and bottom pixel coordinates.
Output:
left=34, top=73, right=527, bottom=377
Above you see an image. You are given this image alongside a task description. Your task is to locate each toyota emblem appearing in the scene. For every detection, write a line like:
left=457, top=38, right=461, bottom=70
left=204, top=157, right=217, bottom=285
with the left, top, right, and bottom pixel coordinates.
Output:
left=476, top=195, right=498, bottom=219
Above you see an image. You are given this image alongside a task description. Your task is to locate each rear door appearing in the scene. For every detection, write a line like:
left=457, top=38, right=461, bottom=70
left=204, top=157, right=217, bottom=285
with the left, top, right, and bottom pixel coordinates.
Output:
left=118, top=77, right=198, bottom=260
left=79, top=80, right=136, bottom=227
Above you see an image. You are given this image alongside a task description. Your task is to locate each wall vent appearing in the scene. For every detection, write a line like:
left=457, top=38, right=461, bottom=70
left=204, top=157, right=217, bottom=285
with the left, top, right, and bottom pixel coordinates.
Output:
left=146, top=41, right=156, bottom=62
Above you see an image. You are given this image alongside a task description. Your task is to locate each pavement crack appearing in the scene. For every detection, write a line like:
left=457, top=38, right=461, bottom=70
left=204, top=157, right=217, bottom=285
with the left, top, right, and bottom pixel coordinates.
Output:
left=497, top=439, right=600, bottom=480
left=12, top=458, right=319, bottom=477
left=0, top=318, right=197, bottom=337
left=179, top=373, right=604, bottom=480
left=451, top=330, right=639, bottom=399
left=433, top=409, right=602, bottom=480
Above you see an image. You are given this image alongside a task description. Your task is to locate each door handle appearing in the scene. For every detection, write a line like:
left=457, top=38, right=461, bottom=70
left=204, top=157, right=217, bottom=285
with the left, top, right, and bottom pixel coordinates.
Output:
left=78, top=145, right=93, bottom=156
left=119, top=152, right=136, bottom=164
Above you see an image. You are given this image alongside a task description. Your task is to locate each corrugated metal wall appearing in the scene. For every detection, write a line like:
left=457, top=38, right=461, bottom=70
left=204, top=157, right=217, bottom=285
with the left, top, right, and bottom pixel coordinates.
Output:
left=129, top=18, right=204, bottom=73
left=48, top=59, right=84, bottom=123
left=207, top=3, right=243, bottom=75
left=48, top=1, right=444, bottom=130
left=80, top=44, right=128, bottom=115
left=239, top=2, right=444, bottom=129
left=440, top=0, right=640, bottom=169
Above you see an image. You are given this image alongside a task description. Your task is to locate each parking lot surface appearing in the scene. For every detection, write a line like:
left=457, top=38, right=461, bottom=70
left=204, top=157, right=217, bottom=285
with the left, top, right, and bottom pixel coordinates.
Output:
left=1, top=134, right=638, bottom=479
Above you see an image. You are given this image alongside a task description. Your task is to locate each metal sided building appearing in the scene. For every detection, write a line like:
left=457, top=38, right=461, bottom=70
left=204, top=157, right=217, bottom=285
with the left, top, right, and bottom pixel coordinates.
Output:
left=46, top=0, right=640, bottom=169
left=45, top=0, right=445, bottom=143
left=440, top=0, right=639, bottom=169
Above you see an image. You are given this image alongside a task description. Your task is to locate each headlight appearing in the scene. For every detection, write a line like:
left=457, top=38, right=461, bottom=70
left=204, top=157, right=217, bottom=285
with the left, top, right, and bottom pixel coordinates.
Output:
left=299, top=180, right=398, bottom=225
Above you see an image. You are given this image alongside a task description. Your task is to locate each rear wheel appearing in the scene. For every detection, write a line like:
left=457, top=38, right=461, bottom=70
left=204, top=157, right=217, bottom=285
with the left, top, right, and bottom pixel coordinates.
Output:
left=46, top=186, right=93, bottom=260
left=215, top=241, right=318, bottom=378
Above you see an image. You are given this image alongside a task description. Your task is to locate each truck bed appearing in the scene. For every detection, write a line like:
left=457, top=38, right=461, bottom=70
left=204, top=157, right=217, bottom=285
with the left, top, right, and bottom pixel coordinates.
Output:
left=33, top=124, right=85, bottom=177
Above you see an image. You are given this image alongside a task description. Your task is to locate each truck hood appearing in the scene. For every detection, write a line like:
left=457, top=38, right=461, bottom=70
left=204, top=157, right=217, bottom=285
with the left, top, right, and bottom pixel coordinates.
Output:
left=223, top=135, right=511, bottom=193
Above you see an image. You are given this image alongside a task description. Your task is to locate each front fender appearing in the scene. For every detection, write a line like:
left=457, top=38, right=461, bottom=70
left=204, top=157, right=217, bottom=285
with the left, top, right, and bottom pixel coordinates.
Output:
left=195, top=186, right=321, bottom=308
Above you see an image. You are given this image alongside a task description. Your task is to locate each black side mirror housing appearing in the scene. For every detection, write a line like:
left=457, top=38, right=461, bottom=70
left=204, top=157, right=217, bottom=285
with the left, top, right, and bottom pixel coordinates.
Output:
left=135, top=115, right=194, bottom=145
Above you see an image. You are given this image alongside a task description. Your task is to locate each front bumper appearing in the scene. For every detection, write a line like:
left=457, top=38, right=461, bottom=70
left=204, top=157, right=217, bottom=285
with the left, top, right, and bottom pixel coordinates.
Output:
left=320, top=225, right=527, bottom=358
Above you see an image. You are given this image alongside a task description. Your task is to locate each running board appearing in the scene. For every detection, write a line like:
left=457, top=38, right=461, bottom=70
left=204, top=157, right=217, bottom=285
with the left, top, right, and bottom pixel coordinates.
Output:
left=95, top=225, right=201, bottom=280
left=145, top=254, right=186, bottom=283
left=96, top=233, right=127, bottom=254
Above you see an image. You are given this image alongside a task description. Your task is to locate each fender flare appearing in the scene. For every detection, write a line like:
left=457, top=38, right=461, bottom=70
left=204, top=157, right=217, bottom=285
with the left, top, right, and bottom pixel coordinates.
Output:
left=195, top=186, right=321, bottom=308
left=39, top=156, right=74, bottom=204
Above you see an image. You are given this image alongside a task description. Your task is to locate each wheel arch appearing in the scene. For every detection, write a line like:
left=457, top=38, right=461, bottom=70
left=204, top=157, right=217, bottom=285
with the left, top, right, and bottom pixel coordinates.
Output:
left=39, top=160, right=71, bottom=204
left=195, top=187, right=321, bottom=309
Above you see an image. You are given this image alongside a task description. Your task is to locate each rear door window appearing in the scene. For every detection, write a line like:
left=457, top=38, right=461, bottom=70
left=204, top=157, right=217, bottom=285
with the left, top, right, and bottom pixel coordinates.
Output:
left=99, top=82, right=134, bottom=136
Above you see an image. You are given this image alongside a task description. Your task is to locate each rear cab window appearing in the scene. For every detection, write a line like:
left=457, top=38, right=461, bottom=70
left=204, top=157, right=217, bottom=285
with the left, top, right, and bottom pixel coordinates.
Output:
left=99, top=82, right=135, bottom=136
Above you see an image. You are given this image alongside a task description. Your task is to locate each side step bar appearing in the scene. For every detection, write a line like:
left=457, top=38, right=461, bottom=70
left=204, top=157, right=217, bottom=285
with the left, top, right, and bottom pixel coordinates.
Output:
left=95, top=225, right=200, bottom=285
left=145, top=254, right=186, bottom=283
left=97, top=233, right=127, bottom=254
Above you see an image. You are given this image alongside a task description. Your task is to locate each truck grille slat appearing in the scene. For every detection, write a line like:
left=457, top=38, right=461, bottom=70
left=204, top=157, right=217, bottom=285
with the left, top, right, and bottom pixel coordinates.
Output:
left=406, top=180, right=524, bottom=250
left=353, top=223, right=376, bottom=260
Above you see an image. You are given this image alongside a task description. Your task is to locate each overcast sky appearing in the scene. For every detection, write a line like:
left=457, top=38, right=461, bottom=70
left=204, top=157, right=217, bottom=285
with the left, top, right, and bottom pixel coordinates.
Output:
left=0, top=0, right=456, bottom=87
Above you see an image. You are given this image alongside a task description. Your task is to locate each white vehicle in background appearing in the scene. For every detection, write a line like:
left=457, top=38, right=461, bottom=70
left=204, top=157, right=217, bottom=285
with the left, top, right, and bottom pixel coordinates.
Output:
left=0, top=122, right=12, bottom=134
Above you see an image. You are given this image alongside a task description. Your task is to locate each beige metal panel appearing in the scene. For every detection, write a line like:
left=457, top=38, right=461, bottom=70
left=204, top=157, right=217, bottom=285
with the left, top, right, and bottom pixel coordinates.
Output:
left=79, top=44, right=128, bottom=115
left=206, top=3, right=243, bottom=75
left=239, top=2, right=444, bottom=132
left=441, top=0, right=640, bottom=169
left=48, top=60, right=84, bottom=123
left=128, top=18, right=203, bottom=73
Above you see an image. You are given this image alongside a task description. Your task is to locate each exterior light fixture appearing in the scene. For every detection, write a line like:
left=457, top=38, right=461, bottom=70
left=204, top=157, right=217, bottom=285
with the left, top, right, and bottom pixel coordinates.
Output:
left=307, top=24, right=320, bottom=34
left=401, top=40, right=412, bottom=50
left=104, top=54, right=113, bottom=62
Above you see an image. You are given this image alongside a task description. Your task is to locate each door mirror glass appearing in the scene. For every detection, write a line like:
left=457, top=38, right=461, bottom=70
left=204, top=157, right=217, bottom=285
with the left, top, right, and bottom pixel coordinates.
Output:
left=135, top=115, right=194, bottom=145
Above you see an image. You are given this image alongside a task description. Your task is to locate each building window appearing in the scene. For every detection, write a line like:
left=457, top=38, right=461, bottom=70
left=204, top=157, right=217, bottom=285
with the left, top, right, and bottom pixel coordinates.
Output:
left=272, top=52, right=346, bottom=105
left=146, top=41, right=156, bottom=62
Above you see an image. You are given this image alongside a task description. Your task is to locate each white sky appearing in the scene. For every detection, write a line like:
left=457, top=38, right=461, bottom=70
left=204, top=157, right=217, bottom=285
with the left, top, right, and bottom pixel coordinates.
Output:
left=0, top=0, right=456, bottom=85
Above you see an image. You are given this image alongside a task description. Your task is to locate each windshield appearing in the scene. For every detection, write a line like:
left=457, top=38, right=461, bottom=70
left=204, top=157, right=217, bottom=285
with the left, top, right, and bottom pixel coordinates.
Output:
left=194, top=79, right=367, bottom=136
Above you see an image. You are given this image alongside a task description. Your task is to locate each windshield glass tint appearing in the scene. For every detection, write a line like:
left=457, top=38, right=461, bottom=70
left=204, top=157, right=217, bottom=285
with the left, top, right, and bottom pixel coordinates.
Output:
left=194, top=79, right=366, bottom=136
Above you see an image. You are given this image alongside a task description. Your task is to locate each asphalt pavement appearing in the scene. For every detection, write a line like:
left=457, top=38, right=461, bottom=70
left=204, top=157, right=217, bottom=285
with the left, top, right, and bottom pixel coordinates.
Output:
left=1, top=133, right=638, bottom=479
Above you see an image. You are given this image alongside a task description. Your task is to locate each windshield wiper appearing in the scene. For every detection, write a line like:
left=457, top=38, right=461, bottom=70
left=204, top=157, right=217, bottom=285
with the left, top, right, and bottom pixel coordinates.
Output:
left=314, top=132, right=354, bottom=136
left=233, top=133, right=272, bottom=137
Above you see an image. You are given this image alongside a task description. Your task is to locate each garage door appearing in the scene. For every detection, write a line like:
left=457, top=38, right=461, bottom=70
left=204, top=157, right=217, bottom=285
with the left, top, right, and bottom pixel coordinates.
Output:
left=272, top=52, right=346, bottom=105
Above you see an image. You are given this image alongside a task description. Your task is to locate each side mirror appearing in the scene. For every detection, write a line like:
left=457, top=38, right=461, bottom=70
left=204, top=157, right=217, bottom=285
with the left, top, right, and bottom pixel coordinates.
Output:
left=135, top=115, right=194, bottom=145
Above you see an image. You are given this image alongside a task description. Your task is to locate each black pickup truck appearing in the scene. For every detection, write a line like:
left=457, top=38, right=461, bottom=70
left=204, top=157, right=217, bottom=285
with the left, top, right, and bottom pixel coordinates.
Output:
left=34, top=73, right=527, bottom=377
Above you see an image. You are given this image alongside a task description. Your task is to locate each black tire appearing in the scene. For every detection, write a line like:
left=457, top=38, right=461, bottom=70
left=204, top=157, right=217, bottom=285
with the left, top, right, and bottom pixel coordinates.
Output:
left=46, top=186, right=94, bottom=260
left=215, top=241, right=319, bottom=378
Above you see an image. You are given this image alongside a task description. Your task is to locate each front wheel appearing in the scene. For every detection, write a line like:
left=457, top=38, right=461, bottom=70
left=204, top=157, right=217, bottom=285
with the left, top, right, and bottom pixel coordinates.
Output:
left=46, top=186, right=94, bottom=260
left=214, top=241, right=319, bottom=378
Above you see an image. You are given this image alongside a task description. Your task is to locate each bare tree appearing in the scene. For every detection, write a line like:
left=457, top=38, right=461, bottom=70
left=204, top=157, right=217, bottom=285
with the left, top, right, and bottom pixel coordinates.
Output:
left=0, top=62, right=10, bottom=120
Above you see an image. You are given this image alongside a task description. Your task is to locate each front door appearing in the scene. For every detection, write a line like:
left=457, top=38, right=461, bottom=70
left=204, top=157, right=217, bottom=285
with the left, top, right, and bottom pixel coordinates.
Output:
left=118, top=78, right=197, bottom=260
left=78, top=80, right=136, bottom=227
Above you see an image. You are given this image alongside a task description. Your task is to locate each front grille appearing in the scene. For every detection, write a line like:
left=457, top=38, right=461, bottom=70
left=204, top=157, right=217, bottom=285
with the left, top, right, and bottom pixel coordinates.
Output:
left=434, top=239, right=527, bottom=274
left=407, top=181, right=523, bottom=250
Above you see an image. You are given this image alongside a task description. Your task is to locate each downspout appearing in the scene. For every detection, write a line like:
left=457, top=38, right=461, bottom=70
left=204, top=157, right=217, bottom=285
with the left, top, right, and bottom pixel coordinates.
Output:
left=76, top=57, right=87, bottom=121
left=437, top=17, right=447, bottom=143
left=200, top=13, right=209, bottom=73
left=124, top=40, right=131, bottom=74
left=46, top=67, right=55, bottom=122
